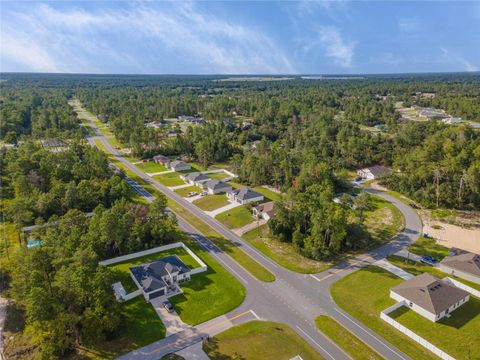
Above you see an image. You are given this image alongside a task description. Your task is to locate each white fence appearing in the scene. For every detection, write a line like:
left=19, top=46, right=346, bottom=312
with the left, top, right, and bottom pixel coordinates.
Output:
left=444, top=277, right=480, bottom=298
left=201, top=168, right=236, bottom=178
left=381, top=303, right=455, bottom=360
left=123, top=289, right=142, bottom=301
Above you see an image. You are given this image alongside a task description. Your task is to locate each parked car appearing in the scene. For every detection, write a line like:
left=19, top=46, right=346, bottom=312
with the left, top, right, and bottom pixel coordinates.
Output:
left=187, top=191, right=197, bottom=197
left=420, top=255, right=437, bottom=266
left=409, top=203, right=419, bottom=209
left=200, top=191, right=208, bottom=196
left=163, top=301, right=174, bottom=313
left=355, top=177, right=363, bottom=182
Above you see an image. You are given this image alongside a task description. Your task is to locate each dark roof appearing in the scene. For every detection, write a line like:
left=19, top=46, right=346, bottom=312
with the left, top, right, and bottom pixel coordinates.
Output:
left=254, top=201, right=275, bottom=217
left=441, top=251, right=480, bottom=277
left=232, top=188, right=264, bottom=201
left=170, top=160, right=189, bottom=168
left=153, top=154, right=169, bottom=161
left=205, top=179, right=232, bottom=190
left=391, top=273, right=469, bottom=315
left=130, top=255, right=190, bottom=293
left=363, top=165, right=392, bottom=178
left=184, top=172, right=210, bottom=182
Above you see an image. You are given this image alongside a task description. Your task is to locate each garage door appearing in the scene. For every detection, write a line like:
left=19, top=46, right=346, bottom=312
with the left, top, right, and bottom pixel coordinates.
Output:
left=149, top=289, right=165, bottom=300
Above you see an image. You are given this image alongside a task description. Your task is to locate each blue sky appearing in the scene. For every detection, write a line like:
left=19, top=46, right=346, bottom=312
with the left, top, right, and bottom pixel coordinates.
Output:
left=1, top=1, right=479, bottom=74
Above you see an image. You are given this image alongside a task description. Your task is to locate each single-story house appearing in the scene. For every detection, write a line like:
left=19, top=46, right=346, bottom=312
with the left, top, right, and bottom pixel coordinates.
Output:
left=169, top=160, right=191, bottom=172
left=252, top=201, right=275, bottom=221
left=203, top=179, right=232, bottom=195
left=439, top=249, right=480, bottom=285
left=145, top=121, right=165, bottom=128
left=390, top=273, right=470, bottom=322
left=357, top=165, right=393, bottom=180
left=181, top=172, right=210, bottom=186
left=153, top=154, right=171, bottom=166
left=228, top=188, right=264, bottom=205
left=130, top=255, right=191, bottom=302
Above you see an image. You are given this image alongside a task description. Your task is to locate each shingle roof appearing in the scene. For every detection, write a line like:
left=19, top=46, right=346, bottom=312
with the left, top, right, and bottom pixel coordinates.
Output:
left=205, top=179, right=231, bottom=190
left=232, top=188, right=264, bottom=201
left=184, top=172, right=210, bottom=182
left=170, top=160, right=188, bottom=168
left=364, top=165, right=392, bottom=178
left=254, top=201, right=275, bottom=217
left=441, top=251, right=480, bottom=277
left=391, top=273, right=469, bottom=315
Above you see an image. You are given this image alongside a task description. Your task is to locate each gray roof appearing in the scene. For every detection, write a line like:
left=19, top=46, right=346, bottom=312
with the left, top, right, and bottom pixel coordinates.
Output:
left=170, top=160, right=189, bottom=168
left=130, top=255, right=190, bottom=293
left=391, top=273, right=469, bottom=315
left=363, top=165, right=392, bottom=178
left=440, top=251, right=480, bottom=277
left=205, top=179, right=232, bottom=190
left=184, top=172, right=210, bottom=182
left=232, top=188, right=264, bottom=201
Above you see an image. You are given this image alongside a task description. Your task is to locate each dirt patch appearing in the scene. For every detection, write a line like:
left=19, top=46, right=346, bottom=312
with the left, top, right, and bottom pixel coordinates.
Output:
left=423, top=221, right=480, bottom=254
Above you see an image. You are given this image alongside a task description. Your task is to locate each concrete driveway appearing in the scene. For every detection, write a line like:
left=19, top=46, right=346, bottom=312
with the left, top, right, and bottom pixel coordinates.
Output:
left=150, top=297, right=189, bottom=336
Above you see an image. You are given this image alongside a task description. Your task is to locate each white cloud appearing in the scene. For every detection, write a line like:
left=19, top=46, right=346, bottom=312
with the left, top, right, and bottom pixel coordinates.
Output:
left=440, top=47, right=478, bottom=72
left=318, top=27, right=354, bottom=67
left=0, top=2, right=295, bottom=74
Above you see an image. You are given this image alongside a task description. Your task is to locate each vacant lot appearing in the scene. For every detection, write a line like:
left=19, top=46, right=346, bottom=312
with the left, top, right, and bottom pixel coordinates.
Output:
left=216, top=206, right=254, bottom=229
left=389, top=297, right=480, bottom=359
left=136, top=161, right=168, bottom=173
left=193, top=194, right=230, bottom=211
left=407, top=236, right=450, bottom=260
left=208, top=172, right=230, bottom=180
left=331, top=265, right=437, bottom=360
left=315, top=316, right=382, bottom=360
left=203, top=321, right=324, bottom=360
left=253, top=186, right=282, bottom=202
left=363, top=195, right=404, bottom=245
left=153, top=172, right=185, bottom=187
left=175, top=185, right=202, bottom=197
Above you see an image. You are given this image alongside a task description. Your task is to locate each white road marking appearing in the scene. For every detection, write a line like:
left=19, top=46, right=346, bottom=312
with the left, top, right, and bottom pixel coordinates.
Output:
left=296, top=326, right=336, bottom=360
left=250, top=310, right=261, bottom=320
left=309, top=274, right=322, bottom=282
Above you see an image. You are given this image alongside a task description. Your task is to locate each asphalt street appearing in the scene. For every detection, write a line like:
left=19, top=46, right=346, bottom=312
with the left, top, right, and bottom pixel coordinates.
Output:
left=77, top=104, right=422, bottom=360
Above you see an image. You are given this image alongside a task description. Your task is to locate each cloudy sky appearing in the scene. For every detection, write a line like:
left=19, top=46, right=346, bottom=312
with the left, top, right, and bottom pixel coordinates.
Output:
left=1, top=1, right=479, bottom=74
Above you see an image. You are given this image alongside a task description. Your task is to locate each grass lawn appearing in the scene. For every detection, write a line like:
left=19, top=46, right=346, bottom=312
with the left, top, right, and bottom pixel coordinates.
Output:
left=193, top=194, right=230, bottom=211
left=363, top=194, right=404, bottom=245
left=243, top=225, right=331, bottom=274
left=388, top=298, right=480, bottom=359
left=315, top=316, right=382, bottom=360
left=136, top=161, right=168, bottom=173
left=387, top=255, right=480, bottom=292
left=208, top=172, right=230, bottom=180
left=253, top=186, right=282, bottom=202
left=227, top=180, right=246, bottom=189
left=175, top=185, right=202, bottom=198
left=190, top=163, right=208, bottom=172
left=331, top=265, right=437, bottom=360
left=203, top=321, right=324, bottom=360
left=407, top=236, right=449, bottom=260
left=153, top=172, right=185, bottom=187
left=216, top=206, right=255, bottom=229
left=108, top=246, right=200, bottom=293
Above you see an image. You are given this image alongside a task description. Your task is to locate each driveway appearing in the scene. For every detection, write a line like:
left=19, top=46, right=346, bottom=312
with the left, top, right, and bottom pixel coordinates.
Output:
left=233, top=219, right=266, bottom=236
left=205, top=202, right=242, bottom=217
left=150, top=297, right=190, bottom=336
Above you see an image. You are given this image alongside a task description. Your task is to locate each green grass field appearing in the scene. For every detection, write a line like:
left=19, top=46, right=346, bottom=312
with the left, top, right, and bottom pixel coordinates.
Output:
left=208, top=172, right=230, bottom=180
left=407, top=236, right=449, bottom=260
left=193, top=194, right=230, bottom=211
left=216, top=206, right=255, bottom=229
left=315, top=316, right=383, bottom=360
left=153, top=172, right=185, bottom=187
left=363, top=195, right=404, bottom=245
left=203, top=321, right=324, bottom=360
left=389, top=298, right=480, bottom=359
left=174, top=185, right=202, bottom=197
left=331, top=265, right=438, bottom=360
left=243, top=225, right=331, bottom=273
left=136, top=161, right=168, bottom=173
left=252, top=186, right=282, bottom=202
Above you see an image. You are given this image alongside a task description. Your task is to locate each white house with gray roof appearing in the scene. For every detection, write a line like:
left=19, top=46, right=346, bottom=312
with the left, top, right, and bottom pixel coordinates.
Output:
left=203, top=179, right=232, bottom=194
left=169, top=160, right=191, bottom=172
left=439, top=249, right=480, bottom=285
left=357, top=165, right=393, bottom=180
left=227, top=188, right=264, bottom=205
left=180, top=172, right=210, bottom=186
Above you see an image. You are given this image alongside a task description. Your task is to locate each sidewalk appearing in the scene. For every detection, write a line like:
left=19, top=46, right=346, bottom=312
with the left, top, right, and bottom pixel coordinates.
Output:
left=394, top=249, right=422, bottom=263
left=374, top=259, right=414, bottom=280
left=148, top=170, right=174, bottom=176
left=233, top=219, right=266, bottom=236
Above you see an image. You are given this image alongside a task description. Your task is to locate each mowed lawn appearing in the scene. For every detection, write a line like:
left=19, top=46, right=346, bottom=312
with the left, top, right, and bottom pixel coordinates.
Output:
left=315, top=316, right=382, bottom=360
left=243, top=225, right=331, bottom=274
left=208, top=172, right=230, bottom=180
left=153, top=172, right=185, bottom=187
left=331, top=265, right=438, bottom=360
left=407, top=236, right=450, bottom=260
left=216, top=206, right=255, bottom=229
left=174, top=185, right=202, bottom=197
left=389, top=298, right=480, bottom=359
left=136, top=161, right=168, bottom=173
left=252, top=186, right=282, bottom=202
left=203, top=321, right=324, bottom=360
left=193, top=194, right=229, bottom=211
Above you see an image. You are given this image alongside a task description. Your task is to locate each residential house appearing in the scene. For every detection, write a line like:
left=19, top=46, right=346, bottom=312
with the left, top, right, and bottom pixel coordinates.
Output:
left=252, top=201, right=275, bottom=221
left=181, top=172, right=210, bottom=186
left=145, top=121, right=165, bottom=128
left=357, top=165, right=393, bottom=180
left=130, top=255, right=191, bottom=302
left=390, top=273, right=470, bottom=322
left=203, top=179, right=232, bottom=195
left=442, top=117, right=462, bottom=125
left=228, top=188, right=264, bottom=205
left=169, top=160, right=191, bottom=172
left=153, top=154, right=171, bottom=166
left=439, top=249, right=480, bottom=285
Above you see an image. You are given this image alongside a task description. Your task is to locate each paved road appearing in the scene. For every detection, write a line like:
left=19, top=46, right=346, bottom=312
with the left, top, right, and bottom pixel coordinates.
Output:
left=77, top=104, right=422, bottom=360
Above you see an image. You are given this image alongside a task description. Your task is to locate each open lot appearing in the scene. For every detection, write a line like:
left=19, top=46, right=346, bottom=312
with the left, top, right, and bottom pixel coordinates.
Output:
left=331, top=265, right=437, bottom=360
left=203, top=320, right=324, bottom=360
left=208, top=172, right=230, bottom=180
left=193, top=194, right=230, bottom=211
left=174, top=185, right=202, bottom=197
left=389, top=297, right=480, bottom=359
left=363, top=194, right=404, bottom=245
left=136, top=161, right=168, bottom=173
left=216, top=205, right=255, bottom=229
left=407, top=235, right=450, bottom=260
left=153, top=172, right=185, bottom=187
left=253, top=186, right=282, bottom=202
left=315, top=316, right=382, bottom=360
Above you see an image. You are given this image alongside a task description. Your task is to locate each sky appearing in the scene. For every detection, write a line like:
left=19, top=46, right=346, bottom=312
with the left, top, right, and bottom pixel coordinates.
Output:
left=1, top=1, right=479, bottom=75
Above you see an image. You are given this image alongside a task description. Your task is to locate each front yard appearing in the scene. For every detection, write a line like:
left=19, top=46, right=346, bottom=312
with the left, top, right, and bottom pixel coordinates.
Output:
left=153, top=172, right=185, bottom=187
left=174, top=185, right=202, bottom=197
left=203, top=321, right=323, bottom=360
left=136, top=161, right=168, bottom=173
left=193, top=194, right=230, bottom=211
left=215, top=205, right=255, bottom=229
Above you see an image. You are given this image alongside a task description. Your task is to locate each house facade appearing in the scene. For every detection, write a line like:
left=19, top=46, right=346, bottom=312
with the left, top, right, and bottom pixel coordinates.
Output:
left=169, top=160, right=191, bottom=172
left=203, top=179, right=232, bottom=195
left=130, top=255, right=191, bottom=302
left=357, top=165, right=393, bottom=180
left=228, top=188, right=264, bottom=205
left=390, top=273, right=470, bottom=322
left=439, top=249, right=480, bottom=285
left=252, top=201, right=275, bottom=221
